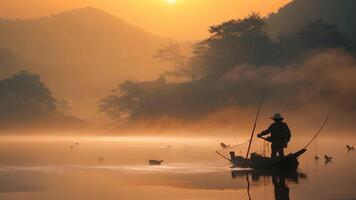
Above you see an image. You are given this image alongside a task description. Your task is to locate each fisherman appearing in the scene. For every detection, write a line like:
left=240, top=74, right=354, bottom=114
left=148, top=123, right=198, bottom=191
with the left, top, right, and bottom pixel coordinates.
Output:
left=257, top=113, right=291, bottom=158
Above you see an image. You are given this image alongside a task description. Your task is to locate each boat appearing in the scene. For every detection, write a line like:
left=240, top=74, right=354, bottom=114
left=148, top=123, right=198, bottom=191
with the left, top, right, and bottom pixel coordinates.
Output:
left=232, top=149, right=306, bottom=170
left=149, top=160, right=164, bottom=165
left=215, top=89, right=327, bottom=171
left=217, top=149, right=307, bottom=170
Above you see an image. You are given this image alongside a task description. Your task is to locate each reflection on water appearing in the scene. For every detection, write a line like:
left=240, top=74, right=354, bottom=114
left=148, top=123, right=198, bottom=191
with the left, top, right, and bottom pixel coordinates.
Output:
left=232, top=169, right=306, bottom=200
left=0, top=136, right=355, bottom=200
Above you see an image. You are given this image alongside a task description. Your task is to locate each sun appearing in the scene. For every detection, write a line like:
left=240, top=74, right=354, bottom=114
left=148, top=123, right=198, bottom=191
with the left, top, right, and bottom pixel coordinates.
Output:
left=165, top=0, right=177, bottom=4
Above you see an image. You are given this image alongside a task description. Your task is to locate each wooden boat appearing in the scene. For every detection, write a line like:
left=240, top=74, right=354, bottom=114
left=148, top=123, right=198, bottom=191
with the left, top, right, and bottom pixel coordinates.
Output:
left=228, top=149, right=307, bottom=170
left=214, top=89, right=327, bottom=171
left=149, top=160, right=164, bottom=165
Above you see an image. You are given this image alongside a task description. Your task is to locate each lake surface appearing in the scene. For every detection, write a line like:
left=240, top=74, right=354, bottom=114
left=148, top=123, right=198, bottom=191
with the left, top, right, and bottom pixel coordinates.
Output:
left=0, top=135, right=355, bottom=200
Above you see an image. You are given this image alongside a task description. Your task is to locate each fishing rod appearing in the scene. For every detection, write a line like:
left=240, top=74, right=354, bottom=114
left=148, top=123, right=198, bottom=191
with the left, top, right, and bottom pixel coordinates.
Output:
left=303, top=117, right=329, bottom=149
left=245, top=87, right=267, bottom=159
left=215, top=151, right=232, bottom=162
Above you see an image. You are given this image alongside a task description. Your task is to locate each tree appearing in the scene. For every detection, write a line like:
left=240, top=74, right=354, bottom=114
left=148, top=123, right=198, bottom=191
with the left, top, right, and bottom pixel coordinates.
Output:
left=0, top=70, right=57, bottom=119
left=99, top=80, right=148, bottom=121
left=191, top=13, right=277, bottom=79
left=278, top=20, right=353, bottom=62
left=154, top=43, right=193, bottom=81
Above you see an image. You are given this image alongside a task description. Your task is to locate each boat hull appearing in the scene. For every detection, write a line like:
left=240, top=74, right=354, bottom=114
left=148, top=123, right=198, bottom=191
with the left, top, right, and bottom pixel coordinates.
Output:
left=231, top=149, right=307, bottom=171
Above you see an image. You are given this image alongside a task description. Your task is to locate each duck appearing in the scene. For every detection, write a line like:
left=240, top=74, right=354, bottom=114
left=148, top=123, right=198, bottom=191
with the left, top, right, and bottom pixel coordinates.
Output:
left=346, top=145, right=355, bottom=151
left=220, top=142, right=231, bottom=149
left=324, top=155, right=332, bottom=163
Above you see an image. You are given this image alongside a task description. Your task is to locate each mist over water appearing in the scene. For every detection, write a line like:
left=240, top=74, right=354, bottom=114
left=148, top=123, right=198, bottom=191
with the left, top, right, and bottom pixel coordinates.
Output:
left=0, top=135, right=355, bottom=200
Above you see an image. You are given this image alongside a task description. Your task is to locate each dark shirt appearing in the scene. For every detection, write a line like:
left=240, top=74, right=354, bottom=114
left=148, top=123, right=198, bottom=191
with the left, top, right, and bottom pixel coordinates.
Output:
left=260, top=121, right=291, bottom=144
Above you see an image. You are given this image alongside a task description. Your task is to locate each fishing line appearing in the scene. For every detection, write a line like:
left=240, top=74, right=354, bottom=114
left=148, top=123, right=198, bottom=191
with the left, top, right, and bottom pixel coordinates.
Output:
left=303, top=117, right=329, bottom=149
left=314, top=137, right=318, bottom=157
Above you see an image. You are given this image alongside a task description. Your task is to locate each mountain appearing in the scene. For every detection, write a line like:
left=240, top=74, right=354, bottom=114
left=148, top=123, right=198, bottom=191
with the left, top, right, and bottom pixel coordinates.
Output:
left=266, top=0, right=356, bottom=40
left=0, top=7, right=172, bottom=118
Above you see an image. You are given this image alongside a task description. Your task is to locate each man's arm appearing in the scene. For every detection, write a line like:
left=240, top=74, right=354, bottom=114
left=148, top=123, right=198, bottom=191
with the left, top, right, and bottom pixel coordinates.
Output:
left=258, top=125, right=272, bottom=137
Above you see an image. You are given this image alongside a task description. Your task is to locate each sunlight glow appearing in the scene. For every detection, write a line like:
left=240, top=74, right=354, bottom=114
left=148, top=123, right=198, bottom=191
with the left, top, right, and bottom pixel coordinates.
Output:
left=165, top=0, right=177, bottom=4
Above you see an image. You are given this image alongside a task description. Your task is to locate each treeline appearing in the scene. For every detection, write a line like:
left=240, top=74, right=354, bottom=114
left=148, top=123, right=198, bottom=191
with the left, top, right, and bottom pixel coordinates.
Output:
left=0, top=70, right=83, bottom=130
left=99, top=14, right=356, bottom=125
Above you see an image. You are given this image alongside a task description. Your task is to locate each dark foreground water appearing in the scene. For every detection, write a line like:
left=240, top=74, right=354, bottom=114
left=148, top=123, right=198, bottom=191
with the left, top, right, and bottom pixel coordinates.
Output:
left=0, top=135, right=355, bottom=200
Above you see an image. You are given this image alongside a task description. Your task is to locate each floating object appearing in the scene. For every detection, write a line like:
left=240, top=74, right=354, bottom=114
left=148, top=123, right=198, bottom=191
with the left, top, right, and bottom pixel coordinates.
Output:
left=216, top=118, right=328, bottom=170
left=220, top=143, right=231, bottom=149
left=324, top=155, right=333, bottom=163
left=217, top=149, right=306, bottom=170
left=346, top=145, right=355, bottom=151
left=97, top=157, right=104, bottom=162
left=149, top=160, right=164, bottom=165
left=314, top=156, right=320, bottom=160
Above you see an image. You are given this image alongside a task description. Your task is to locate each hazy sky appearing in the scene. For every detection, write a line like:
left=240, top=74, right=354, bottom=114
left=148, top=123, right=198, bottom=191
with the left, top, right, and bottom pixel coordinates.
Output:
left=0, top=0, right=291, bottom=40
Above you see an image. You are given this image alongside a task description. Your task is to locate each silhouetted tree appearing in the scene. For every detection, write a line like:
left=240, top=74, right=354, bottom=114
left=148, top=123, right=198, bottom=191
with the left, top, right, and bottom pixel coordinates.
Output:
left=154, top=43, right=187, bottom=67
left=154, top=43, right=193, bottom=81
left=99, top=16, right=356, bottom=125
left=99, top=80, right=152, bottom=121
left=0, top=70, right=57, bottom=119
left=278, top=20, right=353, bottom=62
left=191, top=13, right=277, bottom=79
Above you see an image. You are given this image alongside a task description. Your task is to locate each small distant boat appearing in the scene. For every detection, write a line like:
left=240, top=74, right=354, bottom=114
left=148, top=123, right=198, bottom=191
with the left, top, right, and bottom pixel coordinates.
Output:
left=149, top=160, right=164, bottom=165
left=217, top=149, right=306, bottom=170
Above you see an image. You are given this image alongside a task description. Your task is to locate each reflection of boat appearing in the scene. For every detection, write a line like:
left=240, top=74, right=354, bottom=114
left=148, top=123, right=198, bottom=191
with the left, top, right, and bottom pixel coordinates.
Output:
left=231, top=168, right=306, bottom=182
left=216, top=149, right=306, bottom=170
left=232, top=168, right=306, bottom=200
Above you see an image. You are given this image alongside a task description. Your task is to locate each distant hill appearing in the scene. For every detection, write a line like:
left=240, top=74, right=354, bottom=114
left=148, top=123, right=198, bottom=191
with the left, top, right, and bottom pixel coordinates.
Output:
left=0, top=7, right=172, bottom=118
left=0, top=48, right=26, bottom=78
left=267, top=0, right=356, bottom=40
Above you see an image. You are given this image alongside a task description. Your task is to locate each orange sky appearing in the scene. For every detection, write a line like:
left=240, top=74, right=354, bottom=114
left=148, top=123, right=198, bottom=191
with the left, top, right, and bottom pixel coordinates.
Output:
left=0, top=0, right=291, bottom=40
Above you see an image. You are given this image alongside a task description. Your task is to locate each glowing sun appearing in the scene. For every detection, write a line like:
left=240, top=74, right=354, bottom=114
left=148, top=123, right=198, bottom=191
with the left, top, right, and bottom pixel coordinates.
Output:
left=165, top=0, right=176, bottom=4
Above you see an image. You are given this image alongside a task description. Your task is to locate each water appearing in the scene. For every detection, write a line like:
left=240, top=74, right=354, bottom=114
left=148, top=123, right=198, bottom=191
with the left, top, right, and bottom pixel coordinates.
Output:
left=0, top=135, right=355, bottom=200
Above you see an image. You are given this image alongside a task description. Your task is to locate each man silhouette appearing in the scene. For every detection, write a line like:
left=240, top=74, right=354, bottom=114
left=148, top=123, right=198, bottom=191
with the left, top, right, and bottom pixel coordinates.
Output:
left=257, top=113, right=291, bottom=158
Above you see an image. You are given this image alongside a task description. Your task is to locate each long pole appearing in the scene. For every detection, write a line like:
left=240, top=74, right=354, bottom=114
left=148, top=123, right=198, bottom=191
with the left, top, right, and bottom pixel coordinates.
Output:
left=303, top=117, right=329, bottom=149
left=245, top=88, right=267, bottom=159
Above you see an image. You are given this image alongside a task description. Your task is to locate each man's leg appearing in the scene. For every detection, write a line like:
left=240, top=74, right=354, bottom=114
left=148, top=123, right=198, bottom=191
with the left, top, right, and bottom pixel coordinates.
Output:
left=278, top=147, right=284, bottom=157
left=271, top=144, right=277, bottom=158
